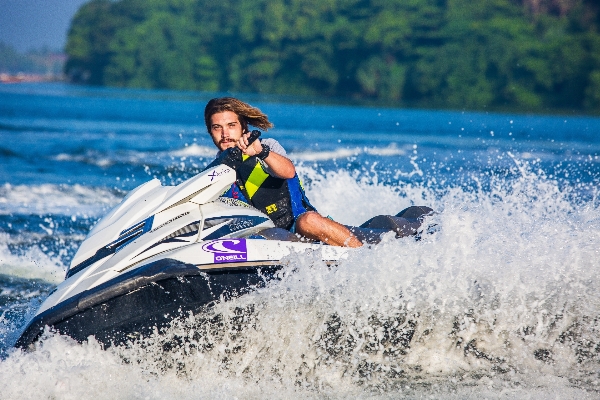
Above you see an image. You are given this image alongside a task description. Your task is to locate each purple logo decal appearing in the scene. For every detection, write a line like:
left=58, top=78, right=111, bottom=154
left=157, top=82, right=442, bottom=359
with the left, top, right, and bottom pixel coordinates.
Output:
left=208, top=168, right=226, bottom=181
left=202, top=239, right=247, bottom=263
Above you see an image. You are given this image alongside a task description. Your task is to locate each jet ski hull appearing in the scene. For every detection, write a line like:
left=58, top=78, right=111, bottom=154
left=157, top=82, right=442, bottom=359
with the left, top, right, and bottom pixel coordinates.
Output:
left=16, top=258, right=282, bottom=349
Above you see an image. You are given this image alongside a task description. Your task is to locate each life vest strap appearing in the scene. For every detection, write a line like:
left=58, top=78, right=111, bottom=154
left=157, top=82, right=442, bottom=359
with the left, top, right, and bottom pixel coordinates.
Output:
left=244, top=161, right=270, bottom=199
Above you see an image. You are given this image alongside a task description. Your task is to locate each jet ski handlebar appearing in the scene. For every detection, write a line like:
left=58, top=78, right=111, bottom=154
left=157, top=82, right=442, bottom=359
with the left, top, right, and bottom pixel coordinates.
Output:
left=202, top=130, right=262, bottom=171
left=246, top=129, right=262, bottom=145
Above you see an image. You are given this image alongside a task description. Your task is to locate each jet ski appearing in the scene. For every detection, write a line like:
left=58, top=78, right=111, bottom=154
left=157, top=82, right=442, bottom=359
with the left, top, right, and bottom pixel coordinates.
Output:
left=16, top=131, right=433, bottom=349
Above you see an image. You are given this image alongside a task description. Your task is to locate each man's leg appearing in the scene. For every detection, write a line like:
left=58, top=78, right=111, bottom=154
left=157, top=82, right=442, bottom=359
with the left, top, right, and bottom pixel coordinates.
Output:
left=294, top=211, right=362, bottom=247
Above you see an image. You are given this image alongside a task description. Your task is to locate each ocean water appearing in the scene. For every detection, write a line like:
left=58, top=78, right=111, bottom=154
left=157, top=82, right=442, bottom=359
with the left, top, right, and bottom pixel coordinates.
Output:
left=1, top=83, right=600, bottom=399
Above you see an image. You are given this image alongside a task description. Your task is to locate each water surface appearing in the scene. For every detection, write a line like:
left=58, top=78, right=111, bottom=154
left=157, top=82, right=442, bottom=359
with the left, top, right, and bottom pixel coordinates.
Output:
left=1, top=83, right=599, bottom=398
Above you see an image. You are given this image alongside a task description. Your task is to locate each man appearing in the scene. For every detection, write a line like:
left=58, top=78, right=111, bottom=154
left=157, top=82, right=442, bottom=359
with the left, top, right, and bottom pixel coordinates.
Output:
left=205, top=97, right=362, bottom=248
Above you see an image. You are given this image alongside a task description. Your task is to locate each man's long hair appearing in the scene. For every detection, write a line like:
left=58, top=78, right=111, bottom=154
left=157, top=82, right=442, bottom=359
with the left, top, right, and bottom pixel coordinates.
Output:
left=204, top=97, right=274, bottom=133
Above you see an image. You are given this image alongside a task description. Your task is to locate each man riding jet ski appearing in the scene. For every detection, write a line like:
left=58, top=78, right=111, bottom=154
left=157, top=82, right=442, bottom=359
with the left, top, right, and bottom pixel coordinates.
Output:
left=204, top=97, right=362, bottom=248
left=15, top=99, right=433, bottom=350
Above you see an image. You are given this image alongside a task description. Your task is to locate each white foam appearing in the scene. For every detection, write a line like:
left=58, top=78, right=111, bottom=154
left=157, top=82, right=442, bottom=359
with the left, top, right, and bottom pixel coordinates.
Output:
left=290, top=144, right=407, bottom=161
left=291, top=148, right=361, bottom=161
left=298, top=166, right=422, bottom=225
left=0, top=233, right=65, bottom=283
left=52, top=145, right=217, bottom=170
left=364, top=143, right=408, bottom=157
left=52, top=152, right=117, bottom=168
left=0, top=183, right=121, bottom=216
left=168, top=143, right=216, bottom=158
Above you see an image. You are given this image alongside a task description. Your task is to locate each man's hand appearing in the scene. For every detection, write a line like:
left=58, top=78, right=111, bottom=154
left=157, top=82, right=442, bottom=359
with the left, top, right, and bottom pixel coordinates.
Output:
left=236, top=133, right=296, bottom=179
left=237, top=132, right=263, bottom=156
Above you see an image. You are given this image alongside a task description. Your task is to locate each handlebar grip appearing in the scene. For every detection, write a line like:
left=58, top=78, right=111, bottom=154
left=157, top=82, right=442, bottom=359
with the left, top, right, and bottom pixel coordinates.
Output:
left=247, top=130, right=261, bottom=145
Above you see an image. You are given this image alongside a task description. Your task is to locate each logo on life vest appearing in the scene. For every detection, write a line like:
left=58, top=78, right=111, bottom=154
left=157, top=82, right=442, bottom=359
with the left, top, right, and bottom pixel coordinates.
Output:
left=201, top=239, right=248, bottom=263
left=265, top=203, right=278, bottom=214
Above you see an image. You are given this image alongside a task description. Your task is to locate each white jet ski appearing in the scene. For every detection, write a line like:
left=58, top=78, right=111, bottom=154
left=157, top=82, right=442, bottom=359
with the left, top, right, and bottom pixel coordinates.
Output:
left=16, top=131, right=433, bottom=349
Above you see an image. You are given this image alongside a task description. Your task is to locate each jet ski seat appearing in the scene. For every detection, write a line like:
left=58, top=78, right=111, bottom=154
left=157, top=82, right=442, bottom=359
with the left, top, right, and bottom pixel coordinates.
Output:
left=252, top=206, right=434, bottom=245
left=350, top=205, right=435, bottom=244
left=250, top=227, right=308, bottom=242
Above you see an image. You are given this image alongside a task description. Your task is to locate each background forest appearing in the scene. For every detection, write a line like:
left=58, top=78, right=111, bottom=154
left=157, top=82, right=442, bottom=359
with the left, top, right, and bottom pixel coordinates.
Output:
left=64, top=0, right=600, bottom=112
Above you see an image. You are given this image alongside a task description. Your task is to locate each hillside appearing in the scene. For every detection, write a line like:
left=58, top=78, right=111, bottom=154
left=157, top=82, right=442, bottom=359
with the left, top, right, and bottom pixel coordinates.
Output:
left=65, top=0, right=600, bottom=112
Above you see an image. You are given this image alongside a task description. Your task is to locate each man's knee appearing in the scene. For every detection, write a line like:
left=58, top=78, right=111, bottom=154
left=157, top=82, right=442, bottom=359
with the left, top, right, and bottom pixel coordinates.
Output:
left=296, top=211, right=344, bottom=235
left=295, top=211, right=322, bottom=232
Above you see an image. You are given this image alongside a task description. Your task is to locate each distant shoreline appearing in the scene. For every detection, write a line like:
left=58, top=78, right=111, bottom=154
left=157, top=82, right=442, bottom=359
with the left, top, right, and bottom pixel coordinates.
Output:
left=0, top=73, right=64, bottom=84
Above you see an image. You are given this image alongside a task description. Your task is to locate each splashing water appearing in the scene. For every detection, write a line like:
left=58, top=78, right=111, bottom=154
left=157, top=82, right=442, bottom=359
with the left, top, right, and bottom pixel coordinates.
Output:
left=2, top=160, right=599, bottom=399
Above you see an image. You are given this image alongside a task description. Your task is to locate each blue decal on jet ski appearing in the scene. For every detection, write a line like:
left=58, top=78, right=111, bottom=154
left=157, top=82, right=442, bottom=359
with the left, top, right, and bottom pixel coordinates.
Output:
left=119, top=215, right=154, bottom=237
left=201, top=216, right=269, bottom=240
left=202, top=239, right=248, bottom=263
left=138, top=220, right=201, bottom=254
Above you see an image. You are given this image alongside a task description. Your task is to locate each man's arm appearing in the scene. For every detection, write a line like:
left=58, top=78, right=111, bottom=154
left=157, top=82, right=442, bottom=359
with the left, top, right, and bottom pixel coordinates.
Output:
left=236, top=133, right=296, bottom=179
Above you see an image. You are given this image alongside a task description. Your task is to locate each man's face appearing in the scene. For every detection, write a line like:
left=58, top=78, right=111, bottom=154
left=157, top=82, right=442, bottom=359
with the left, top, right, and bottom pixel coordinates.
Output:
left=209, top=111, right=244, bottom=151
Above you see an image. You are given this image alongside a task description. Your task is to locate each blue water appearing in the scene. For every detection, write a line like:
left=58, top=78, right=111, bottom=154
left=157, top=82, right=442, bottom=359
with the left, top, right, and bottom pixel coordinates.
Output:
left=1, top=83, right=600, bottom=398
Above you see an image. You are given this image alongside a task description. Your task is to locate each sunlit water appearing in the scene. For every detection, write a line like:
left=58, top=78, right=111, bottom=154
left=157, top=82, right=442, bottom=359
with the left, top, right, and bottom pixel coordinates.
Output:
left=1, top=83, right=599, bottom=398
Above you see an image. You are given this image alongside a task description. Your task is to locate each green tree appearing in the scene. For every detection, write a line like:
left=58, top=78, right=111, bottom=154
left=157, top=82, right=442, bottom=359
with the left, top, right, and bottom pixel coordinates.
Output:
left=64, top=0, right=600, bottom=112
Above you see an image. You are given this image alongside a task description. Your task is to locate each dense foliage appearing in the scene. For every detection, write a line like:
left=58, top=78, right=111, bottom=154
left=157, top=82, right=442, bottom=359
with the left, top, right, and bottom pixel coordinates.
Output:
left=65, top=0, right=600, bottom=112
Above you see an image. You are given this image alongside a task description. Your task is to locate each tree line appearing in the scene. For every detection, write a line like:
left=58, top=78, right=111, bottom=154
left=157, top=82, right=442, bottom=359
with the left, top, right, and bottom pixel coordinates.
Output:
left=64, top=0, right=600, bottom=112
left=0, top=42, right=64, bottom=75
